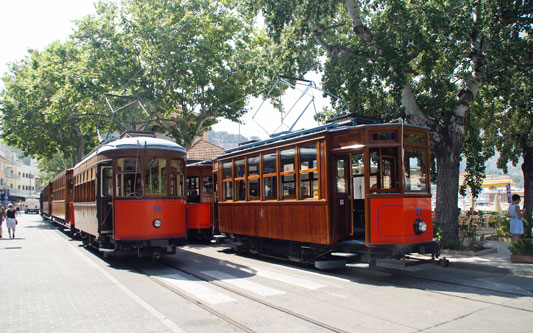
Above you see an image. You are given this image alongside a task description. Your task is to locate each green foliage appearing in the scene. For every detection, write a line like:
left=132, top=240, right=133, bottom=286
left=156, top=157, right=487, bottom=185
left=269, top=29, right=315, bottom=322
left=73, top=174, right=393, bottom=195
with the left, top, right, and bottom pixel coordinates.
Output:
left=459, top=223, right=486, bottom=250
left=509, top=239, right=533, bottom=256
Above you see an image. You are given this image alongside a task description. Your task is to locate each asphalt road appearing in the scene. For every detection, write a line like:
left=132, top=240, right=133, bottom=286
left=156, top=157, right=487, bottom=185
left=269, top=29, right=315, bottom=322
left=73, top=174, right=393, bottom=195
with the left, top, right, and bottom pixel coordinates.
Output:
left=1, top=213, right=532, bottom=332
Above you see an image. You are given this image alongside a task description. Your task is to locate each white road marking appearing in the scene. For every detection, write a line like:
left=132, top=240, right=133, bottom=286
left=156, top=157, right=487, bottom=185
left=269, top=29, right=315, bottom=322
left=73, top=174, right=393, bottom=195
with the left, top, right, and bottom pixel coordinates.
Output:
left=158, top=273, right=236, bottom=304
left=200, top=270, right=285, bottom=296
left=52, top=231, right=186, bottom=333
left=237, top=266, right=326, bottom=290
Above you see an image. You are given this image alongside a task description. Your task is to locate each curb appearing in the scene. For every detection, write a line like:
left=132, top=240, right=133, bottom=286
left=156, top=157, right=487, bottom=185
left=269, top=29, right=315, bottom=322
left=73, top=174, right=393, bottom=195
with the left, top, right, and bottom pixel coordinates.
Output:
left=442, top=247, right=498, bottom=256
left=447, top=261, right=513, bottom=274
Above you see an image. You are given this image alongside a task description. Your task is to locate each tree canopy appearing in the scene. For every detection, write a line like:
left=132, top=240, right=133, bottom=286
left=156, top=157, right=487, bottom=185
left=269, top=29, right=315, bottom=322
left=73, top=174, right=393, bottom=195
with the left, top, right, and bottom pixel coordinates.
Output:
left=1, top=0, right=265, bottom=164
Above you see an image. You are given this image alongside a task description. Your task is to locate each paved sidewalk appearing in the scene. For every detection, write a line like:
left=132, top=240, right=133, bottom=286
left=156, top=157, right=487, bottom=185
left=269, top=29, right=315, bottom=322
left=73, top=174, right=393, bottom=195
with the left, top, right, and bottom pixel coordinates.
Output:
left=443, top=240, right=533, bottom=276
left=0, top=214, right=180, bottom=333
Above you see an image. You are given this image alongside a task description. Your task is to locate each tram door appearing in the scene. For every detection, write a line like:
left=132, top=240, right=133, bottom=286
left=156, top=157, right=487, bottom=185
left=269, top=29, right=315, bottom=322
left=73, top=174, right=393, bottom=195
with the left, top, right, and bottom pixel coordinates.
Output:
left=351, top=153, right=366, bottom=240
left=98, top=165, right=113, bottom=233
left=333, top=155, right=351, bottom=239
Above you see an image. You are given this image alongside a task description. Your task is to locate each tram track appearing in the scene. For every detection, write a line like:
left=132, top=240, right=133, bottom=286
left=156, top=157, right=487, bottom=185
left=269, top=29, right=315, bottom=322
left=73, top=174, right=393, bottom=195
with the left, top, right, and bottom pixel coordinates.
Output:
left=133, top=259, right=349, bottom=333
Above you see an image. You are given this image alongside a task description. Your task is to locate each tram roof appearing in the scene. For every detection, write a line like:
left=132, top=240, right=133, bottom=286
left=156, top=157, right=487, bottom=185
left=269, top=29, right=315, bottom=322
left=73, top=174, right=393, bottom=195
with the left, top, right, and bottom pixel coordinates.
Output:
left=74, top=136, right=186, bottom=169
left=219, top=122, right=428, bottom=158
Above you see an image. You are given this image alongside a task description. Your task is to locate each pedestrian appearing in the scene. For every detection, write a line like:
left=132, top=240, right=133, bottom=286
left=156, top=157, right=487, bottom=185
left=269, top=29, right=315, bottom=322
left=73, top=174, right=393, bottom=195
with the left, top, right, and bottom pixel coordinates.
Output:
left=6, top=203, right=17, bottom=239
left=509, top=194, right=524, bottom=242
left=0, top=205, right=4, bottom=238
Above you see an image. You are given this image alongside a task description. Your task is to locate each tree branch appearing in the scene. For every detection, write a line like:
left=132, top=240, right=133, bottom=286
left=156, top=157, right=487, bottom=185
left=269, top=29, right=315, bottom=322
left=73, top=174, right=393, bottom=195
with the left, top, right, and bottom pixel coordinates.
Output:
left=312, top=27, right=373, bottom=59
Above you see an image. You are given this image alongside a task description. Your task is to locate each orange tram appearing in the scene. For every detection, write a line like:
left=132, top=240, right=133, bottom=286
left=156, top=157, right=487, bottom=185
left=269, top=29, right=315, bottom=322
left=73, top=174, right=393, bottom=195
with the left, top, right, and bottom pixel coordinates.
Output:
left=41, top=132, right=187, bottom=257
left=213, top=115, right=441, bottom=268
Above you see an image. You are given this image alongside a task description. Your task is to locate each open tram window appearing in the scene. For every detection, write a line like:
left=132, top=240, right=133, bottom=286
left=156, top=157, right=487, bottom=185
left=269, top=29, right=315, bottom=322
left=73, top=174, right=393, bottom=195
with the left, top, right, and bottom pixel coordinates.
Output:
left=170, top=159, right=184, bottom=197
left=116, top=158, right=142, bottom=197
left=202, top=176, right=213, bottom=194
left=336, top=159, right=347, bottom=193
left=299, top=144, right=319, bottom=199
left=262, top=152, right=277, bottom=200
left=248, top=155, right=260, bottom=200
left=144, top=157, right=167, bottom=195
left=280, top=148, right=296, bottom=199
left=404, top=149, right=428, bottom=192
left=351, top=153, right=364, bottom=200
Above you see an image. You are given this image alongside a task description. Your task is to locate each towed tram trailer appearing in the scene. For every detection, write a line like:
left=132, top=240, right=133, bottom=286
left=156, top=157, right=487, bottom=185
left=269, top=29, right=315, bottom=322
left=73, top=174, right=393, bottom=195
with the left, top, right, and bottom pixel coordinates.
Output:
left=215, top=116, right=440, bottom=268
left=41, top=132, right=188, bottom=256
left=186, top=161, right=215, bottom=241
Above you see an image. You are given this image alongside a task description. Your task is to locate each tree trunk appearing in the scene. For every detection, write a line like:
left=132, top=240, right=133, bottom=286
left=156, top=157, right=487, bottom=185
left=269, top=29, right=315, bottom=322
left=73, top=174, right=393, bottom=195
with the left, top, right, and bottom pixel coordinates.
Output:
left=434, top=130, right=464, bottom=247
left=522, top=146, right=533, bottom=238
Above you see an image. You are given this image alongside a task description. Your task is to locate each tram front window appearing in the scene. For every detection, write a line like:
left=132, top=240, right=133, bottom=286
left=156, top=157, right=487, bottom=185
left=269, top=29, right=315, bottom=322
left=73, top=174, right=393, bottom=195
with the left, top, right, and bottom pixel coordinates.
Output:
left=404, top=149, right=427, bottom=192
left=116, top=158, right=142, bottom=197
left=144, top=157, right=167, bottom=195
left=369, top=148, right=398, bottom=192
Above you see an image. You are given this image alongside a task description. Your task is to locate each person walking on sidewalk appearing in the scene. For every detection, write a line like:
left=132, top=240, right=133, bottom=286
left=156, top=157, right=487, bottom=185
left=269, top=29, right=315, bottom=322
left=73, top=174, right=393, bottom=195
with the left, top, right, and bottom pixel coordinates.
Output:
left=0, top=205, right=5, bottom=238
left=5, top=203, right=17, bottom=239
left=509, top=194, right=524, bottom=242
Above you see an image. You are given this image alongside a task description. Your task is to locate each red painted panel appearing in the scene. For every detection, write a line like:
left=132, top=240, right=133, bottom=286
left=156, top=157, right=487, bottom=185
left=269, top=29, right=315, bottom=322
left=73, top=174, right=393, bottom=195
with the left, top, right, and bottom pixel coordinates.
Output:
left=114, top=199, right=186, bottom=240
left=187, top=203, right=211, bottom=230
left=370, top=197, right=433, bottom=244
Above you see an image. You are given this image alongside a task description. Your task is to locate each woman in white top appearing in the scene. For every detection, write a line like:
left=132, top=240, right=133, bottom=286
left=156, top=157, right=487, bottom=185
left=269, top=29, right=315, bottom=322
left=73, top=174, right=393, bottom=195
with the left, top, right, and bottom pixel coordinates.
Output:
left=509, top=194, right=524, bottom=242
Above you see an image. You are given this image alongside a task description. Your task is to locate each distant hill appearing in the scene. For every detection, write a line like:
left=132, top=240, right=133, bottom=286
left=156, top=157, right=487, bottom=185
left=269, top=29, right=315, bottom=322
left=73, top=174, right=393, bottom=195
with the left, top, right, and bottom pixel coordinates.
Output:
left=460, top=154, right=523, bottom=188
left=208, top=131, right=261, bottom=150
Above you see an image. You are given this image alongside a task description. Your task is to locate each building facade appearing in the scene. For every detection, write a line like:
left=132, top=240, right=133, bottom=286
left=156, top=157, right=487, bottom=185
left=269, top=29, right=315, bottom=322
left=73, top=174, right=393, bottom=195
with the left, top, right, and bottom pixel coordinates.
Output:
left=0, top=142, right=41, bottom=204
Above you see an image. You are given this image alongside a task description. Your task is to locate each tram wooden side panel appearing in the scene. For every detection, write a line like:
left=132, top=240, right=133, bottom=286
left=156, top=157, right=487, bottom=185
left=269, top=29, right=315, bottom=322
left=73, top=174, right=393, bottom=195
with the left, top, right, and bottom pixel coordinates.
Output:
left=219, top=201, right=329, bottom=244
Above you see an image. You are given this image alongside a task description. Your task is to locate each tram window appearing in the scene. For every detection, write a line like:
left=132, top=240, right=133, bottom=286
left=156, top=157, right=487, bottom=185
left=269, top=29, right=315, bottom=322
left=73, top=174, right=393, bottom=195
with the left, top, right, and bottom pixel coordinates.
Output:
left=371, top=132, right=396, bottom=141
left=351, top=154, right=364, bottom=175
left=369, top=148, right=398, bottom=191
left=404, top=149, right=427, bottom=191
left=202, top=176, right=213, bottom=194
left=404, top=132, right=426, bottom=144
left=170, top=159, right=184, bottom=197
left=116, top=158, right=142, bottom=197
left=236, top=179, right=246, bottom=201
left=223, top=181, right=233, bottom=201
left=187, top=176, right=200, bottom=203
left=223, top=162, right=232, bottom=179
left=336, top=160, right=347, bottom=193
left=235, top=159, right=245, bottom=178
left=249, top=178, right=260, bottom=200
left=300, top=172, right=318, bottom=199
left=369, top=151, right=379, bottom=191
left=248, top=156, right=259, bottom=177
left=263, top=176, right=277, bottom=200
left=299, top=144, right=319, bottom=199
left=281, top=174, right=296, bottom=199
left=280, top=149, right=295, bottom=172
left=144, top=157, right=167, bottom=195
left=262, top=152, right=276, bottom=174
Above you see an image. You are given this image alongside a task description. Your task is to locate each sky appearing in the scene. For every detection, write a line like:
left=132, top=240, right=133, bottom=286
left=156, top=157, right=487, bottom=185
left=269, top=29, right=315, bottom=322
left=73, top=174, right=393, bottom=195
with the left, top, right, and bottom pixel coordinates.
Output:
left=0, top=0, right=330, bottom=139
left=0, top=0, right=97, bottom=75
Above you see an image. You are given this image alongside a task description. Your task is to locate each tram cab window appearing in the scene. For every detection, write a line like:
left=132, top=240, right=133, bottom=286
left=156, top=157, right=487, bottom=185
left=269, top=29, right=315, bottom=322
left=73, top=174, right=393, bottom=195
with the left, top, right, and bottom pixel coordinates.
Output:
left=351, top=153, right=365, bottom=200
left=187, top=176, right=201, bottom=203
left=336, top=159, right=347, bottom=193
left=144, top=157, right=167, bottom=195
left=170, top=159, right=184, bottom=197
left=116, top=158, right=142, bottom=197
left=280, top=149, right=296, bottom=199
left=262, top=152, right=277, bottom=200
left=202, top=176, right=213, bottom=194
left=404, top=149, right=428, bottom=192
left=102, top=167, right=113, bottom=197
left=369, top=148, right=399, bottom=192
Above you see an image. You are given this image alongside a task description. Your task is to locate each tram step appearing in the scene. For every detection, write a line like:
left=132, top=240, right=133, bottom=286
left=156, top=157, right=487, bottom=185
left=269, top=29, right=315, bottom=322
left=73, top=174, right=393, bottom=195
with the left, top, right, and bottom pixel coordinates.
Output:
left=331, top=252, right=359, bottom=258
left=315, top=260, right=346, bottom=270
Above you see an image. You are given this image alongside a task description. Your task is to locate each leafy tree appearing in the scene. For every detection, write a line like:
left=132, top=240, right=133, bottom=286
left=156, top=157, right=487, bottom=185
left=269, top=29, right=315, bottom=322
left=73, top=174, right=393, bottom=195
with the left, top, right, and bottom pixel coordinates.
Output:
left=475, top=2, right=533, bottom=236
left=242, top=0, right=530, bottom=245
left=73, top=0, right=265, bottom=149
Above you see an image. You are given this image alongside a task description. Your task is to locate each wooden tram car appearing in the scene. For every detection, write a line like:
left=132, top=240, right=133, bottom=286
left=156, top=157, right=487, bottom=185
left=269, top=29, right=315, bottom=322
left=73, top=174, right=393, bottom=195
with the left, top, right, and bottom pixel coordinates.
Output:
left=186, top=161, right=215, bottom=241
left=214, top=116, right=439, bottom=267
left=40, top=181, right=53, bottom=219
left=41, top=132, right=188, bottom=256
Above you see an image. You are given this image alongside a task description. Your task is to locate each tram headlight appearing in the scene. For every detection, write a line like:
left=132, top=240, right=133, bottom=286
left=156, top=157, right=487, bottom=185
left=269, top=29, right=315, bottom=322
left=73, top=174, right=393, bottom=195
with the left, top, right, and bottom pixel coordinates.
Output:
left=153, top=219, right=162, bottom=228
left=414, top=219, right=427, bottom=234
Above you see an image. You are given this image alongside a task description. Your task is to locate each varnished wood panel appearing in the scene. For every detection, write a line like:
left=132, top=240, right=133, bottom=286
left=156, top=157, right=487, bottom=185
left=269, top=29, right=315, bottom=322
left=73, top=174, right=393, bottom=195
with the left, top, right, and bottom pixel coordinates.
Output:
left=51, top=200, right=67, bottom=221
left=219, top=201, right=330, bottom=244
